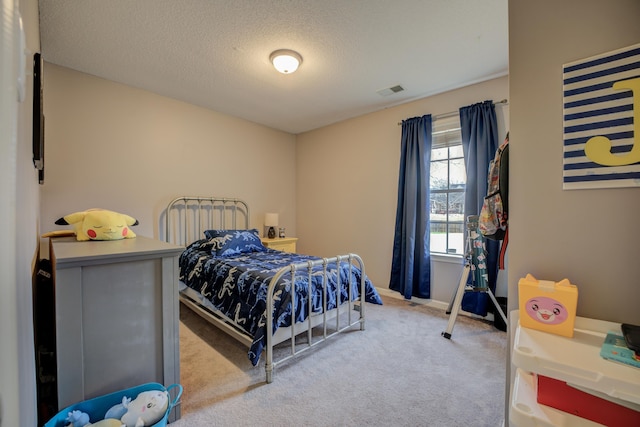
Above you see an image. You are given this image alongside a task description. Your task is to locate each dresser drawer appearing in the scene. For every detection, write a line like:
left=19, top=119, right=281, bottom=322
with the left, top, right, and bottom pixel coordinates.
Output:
left=261, top=237, right=298, bottom=253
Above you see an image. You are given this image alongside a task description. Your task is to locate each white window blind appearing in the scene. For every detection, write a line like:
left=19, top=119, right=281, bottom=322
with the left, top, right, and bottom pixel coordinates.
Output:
left=432, top=114, right=462, bottom=148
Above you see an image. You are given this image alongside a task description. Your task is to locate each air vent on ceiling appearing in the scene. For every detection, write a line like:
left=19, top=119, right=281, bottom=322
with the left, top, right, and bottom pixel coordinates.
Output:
left=376, top=85, right=405, bottom=96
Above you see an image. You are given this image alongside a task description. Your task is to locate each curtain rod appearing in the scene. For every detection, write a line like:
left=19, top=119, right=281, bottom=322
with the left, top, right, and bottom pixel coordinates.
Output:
left=397, top=99, right=508, bottom=125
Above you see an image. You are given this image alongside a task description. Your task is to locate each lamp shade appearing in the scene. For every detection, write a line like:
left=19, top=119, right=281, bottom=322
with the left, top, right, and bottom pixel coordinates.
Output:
left=264, top=213, right=279, bottom=227
left=270, top=49, right=302, bottom=74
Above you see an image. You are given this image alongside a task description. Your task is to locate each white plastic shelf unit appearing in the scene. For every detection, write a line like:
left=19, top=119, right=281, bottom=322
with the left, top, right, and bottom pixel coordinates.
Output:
left=509, top=310, right=640, bottom=427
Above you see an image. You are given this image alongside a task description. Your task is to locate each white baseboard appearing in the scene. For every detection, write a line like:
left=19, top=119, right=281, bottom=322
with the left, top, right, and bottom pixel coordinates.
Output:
left=375, top=287, right=449, bottom=311
left=375, top=286, right=496, bottom=322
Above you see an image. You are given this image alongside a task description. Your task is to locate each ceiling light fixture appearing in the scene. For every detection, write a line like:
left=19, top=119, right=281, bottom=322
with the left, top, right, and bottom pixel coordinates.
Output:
left=270, top=49, right=302, bottom=74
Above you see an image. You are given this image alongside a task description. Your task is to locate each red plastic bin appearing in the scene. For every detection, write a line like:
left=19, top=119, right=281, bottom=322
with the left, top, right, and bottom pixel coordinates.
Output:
left=537, top=374, right=640, bottom=427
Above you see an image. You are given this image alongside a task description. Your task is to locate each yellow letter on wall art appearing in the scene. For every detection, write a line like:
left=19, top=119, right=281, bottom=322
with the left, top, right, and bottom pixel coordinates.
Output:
left=584, top=77, right=640, bottom=166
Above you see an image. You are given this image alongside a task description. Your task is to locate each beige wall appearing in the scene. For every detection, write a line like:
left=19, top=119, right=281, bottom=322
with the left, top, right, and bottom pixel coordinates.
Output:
left=296, top=76, right=509, bottom=302
left=508, top=0, right=640, bottom=324
left=42, top=65, right=509, bottom=306
left=41, top=64, right=298, bottom=243
left=1, top=0, right=41, bottom=425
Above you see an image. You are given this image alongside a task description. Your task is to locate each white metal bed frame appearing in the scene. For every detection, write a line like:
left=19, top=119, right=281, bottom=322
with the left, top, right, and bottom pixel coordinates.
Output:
left=165, top=196, right=368, bottom=383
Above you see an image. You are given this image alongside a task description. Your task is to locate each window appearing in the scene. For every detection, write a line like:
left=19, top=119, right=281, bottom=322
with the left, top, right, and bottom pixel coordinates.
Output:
left=429, top=115, right=465, bottom=255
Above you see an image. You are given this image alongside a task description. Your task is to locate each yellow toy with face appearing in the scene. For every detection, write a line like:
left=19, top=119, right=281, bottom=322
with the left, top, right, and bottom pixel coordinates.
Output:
left=55, top=208, right=138, bottom=241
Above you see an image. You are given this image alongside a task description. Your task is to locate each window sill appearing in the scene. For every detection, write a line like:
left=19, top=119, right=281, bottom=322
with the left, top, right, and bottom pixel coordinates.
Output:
left=430, top=253, right=464, bottom=265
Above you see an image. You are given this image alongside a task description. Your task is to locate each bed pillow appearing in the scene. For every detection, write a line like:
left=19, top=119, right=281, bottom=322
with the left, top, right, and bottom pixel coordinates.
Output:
left=204, top=229, right=266, bottom=256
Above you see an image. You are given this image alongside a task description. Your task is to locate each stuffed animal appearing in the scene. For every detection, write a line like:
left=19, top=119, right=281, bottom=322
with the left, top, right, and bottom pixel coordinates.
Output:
left=120, top=390, right=169, bottom=427
left=65, top=410, right=89, bottom=427
left=64, top=410, right=123, bottom=427
left=55, top=208, right=138, bottom=241
left=104, top=396, right=131, bottom=420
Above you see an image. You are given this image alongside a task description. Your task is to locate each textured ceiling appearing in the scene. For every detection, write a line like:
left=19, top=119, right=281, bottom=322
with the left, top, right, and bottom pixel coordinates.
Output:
left=38, top=0, right=508, bottom=134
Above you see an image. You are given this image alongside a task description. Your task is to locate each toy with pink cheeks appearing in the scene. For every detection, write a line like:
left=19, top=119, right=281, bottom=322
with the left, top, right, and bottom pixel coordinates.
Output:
left=524, top=296, right=569, bottom=325
left=55, top=208, right=138, bottom=241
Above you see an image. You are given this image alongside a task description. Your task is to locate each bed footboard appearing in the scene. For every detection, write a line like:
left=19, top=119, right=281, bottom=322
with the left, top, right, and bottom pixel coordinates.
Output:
left=264, top=254, right=367, bottom=383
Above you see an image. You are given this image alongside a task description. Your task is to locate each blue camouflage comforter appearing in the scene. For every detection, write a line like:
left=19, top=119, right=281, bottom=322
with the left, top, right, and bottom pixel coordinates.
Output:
left=179, top=239, right=383, bottom=365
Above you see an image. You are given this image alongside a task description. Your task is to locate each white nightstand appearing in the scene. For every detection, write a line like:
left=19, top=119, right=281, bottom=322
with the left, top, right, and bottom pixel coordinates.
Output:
left=261, top=237, right=298, bottom=253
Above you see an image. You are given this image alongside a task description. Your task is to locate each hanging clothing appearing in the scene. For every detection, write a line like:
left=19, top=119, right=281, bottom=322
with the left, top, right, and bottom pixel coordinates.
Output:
left=479, top=134, right=509, bottom=270
left=389, top=115, right=432, bottom=299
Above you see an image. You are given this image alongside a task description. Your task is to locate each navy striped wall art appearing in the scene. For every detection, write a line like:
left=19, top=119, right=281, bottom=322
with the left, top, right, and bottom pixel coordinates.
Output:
left=563, top=43, right=640, bottom=190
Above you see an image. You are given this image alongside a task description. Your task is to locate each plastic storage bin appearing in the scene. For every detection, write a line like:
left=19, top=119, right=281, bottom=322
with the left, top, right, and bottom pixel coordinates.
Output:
left=537, top=374, right=640, bottom=427
left=511, top=369, right=605, bottom=427
left=44, top=382, right=182, bottom=427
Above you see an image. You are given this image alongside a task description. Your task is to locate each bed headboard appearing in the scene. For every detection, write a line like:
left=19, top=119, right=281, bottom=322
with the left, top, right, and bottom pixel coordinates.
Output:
left=165, top=196, right=250, bottom=246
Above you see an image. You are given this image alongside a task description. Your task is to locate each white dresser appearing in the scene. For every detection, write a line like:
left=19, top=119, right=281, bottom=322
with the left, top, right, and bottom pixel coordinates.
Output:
left=50, top=236, right=184, bottom=420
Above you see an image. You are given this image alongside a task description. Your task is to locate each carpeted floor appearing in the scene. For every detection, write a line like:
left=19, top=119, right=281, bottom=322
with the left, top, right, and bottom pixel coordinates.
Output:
left=169, top=294, right=507, bottom=427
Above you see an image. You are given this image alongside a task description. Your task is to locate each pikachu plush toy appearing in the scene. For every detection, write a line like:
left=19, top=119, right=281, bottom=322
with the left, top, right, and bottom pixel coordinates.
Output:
left=55, top=208, right=138, bottom=241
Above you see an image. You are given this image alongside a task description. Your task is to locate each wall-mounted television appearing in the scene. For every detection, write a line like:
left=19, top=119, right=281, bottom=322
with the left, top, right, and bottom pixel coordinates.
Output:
left=33, top=52, right=44, bottom=184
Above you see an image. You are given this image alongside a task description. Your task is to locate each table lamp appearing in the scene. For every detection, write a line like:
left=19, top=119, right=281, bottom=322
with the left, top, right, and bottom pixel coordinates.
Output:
left=264, top=213, right=279, bottom=239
